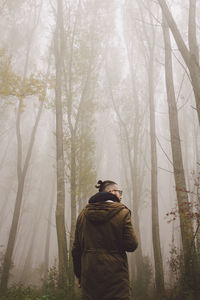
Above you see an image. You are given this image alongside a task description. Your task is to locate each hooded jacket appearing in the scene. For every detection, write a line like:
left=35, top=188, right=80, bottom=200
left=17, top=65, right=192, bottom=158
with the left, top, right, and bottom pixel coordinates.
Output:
left=72, top=192, right=138, bottom=300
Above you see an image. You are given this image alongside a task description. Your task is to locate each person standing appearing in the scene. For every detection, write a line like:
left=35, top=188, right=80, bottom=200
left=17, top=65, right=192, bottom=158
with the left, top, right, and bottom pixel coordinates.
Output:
left=72, top=180, right=138, bottom=300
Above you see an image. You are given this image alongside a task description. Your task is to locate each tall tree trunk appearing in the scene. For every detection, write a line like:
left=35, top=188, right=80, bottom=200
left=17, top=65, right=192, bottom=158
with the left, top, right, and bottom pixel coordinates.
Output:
left=54, top=0, right=68, bottom=288
left=157, top=0, right=200, bottom=125
left=0, top=182, right=14, bottom=234
left=162, top=15, right=198, bottom=298
left=43, top=181, right=56, bottom=282
left=188, top=0, right=199, bottom=63
left=106, top=68, right=145, bottom=288
left=68, top=133, right=76, bottom=288
left=148, top=47, right=165, bottom=298
left=137, top=2, right=165, bottom=295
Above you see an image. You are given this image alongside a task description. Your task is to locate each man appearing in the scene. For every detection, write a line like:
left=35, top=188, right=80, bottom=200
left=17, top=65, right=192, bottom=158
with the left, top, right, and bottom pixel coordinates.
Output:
left=72, top=180, right=138, bottom=300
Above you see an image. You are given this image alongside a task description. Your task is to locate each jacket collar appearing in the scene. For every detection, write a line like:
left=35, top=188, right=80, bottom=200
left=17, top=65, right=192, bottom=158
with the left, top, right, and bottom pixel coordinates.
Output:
left=88, top=192, right=120, bottom=203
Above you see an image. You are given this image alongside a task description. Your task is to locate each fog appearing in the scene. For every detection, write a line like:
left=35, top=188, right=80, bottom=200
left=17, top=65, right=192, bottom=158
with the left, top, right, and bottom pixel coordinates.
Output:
left=0, top=0, right=199, bottom=299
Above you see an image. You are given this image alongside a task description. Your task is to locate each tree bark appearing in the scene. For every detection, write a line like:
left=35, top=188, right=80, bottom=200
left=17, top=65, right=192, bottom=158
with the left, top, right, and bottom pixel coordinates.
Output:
left=43, top=181, right=56, bottom=282
left=68, top=133, right=76, bottom=288
left=148, top=47, right=165, bottom=298
left=54, top=0, right=68, bottom=288
left=162, top=15, right=197, bottom=296
left=188, top=0, right=199, bottom=63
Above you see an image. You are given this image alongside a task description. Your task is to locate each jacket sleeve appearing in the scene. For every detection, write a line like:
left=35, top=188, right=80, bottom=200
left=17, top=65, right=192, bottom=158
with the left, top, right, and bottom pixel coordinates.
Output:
left=121, top=210, right=138, bottom=252
left=71, top=217, right=82, bottom=280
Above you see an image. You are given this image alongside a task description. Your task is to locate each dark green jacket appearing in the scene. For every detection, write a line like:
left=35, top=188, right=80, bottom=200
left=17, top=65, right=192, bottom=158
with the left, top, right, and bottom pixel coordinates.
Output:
left=72, top=195, right=138, bottom=300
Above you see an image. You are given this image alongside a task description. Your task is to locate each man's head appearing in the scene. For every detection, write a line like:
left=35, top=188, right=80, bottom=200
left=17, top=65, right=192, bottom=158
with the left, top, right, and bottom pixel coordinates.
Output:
left=95, top=180, right=123, bottom=201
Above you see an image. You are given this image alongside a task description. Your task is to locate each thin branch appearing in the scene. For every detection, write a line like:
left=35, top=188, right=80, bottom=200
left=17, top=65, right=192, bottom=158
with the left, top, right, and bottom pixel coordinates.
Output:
left=0, top=127, right=13, bottom=138
left=191, top=221, right=200, bottom=249
left=156, top=135, right=174, bottom=166
left=178, top=90, right=192, bottom=111
left=191, top=105, right=197, bottom=111
left=176, top=72, right=185, bottom=103
left=155, top=58, right=165, bottom=66
left=135, top=18, right=161, bottom=28
left=141, top=0, right=162, bottom=26
left=172, top=52, right=192, bottom=83
left=158, top=166, right=174, bottom=173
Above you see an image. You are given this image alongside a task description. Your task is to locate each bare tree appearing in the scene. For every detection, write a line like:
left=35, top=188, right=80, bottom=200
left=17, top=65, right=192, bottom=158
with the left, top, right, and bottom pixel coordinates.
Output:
left=0, top=82, right=45, bottom=292
left=61, top=0, right=102, bottom=288
left=157, top=0, right=200, bottom=125
left=135, top=1, right=165, bottom=296
left=0, top=4, right=45, bottom=288
left=162, top=14, right=198, bottom=298
left=54, top=0, right=68, bottom=287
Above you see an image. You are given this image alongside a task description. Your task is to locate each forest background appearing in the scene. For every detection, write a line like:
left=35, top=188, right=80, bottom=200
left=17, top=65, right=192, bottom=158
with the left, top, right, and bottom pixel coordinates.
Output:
left=0, top=0, right=199, bottom=300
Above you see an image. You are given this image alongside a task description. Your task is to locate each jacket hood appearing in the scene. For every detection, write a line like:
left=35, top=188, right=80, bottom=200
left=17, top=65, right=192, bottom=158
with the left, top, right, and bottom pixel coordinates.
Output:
left=88, top=192, right=120, bottom=204
left=84, top=201, right=125, bottom=223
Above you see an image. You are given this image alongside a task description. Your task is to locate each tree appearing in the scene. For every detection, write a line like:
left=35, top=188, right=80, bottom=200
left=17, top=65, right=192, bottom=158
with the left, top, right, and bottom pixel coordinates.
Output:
left=162, top=14, right=198, bottom=299
left=106, top=66, right=146, bottom=287
left=122, top=4, right=146, bottom=288
left=0, top=54, right=46, bottom=292
left=61, top=0, right=104, bottom=287
left=135, top=2, right=165, bottom=296
left=157, top=0, right=200, bottom=125
left=0, top=2, right=47, bottom=290
left=54, top=0, right=68, bottom=287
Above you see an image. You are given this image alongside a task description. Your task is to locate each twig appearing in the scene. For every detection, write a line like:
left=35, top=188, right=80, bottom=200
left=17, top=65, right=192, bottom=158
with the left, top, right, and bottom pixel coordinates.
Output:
left=172, top=52, right=191, bottom=83
left=158, top=166, right=174, bottom=173
left=176, top=72, right=185, bottom=103
left=156, top=135, right=174, bottom=166
left=178, top=90, right=192, bottom=111
left=191, top=105, right=197, bottom=111
left=191, top=221, right=200, bottom=249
